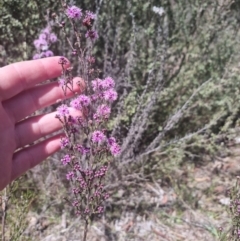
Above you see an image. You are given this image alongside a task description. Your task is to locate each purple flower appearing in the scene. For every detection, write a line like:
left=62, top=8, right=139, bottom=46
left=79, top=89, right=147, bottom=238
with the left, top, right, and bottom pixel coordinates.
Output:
left=85, top=30, right=98, bottom=40
left=61, top=154, right=71, bottom=166
left=93, top=113, right=100, bottom=123
left=60, top=137, right=70, bottom=149
left=92, top=130, right=106, bottom=143
left=75, top=144, right=90, bottom=154
left=49, top=33, right=57, bottom=43
left=75, top=211, right=81, bottom=216
left=45, top=50, right=54, bottom=57
left=96, top=105, right=111, bottom=118
left=33, top=53, right=40, bottom=60
left=104, top=193, right=109, bottom=200
left=72, top=200, right=79, bottom=207
left=39, top=33, right=47, bottom=40
left=103, top=89, right=118, bottom=102
left=85, top=10, right=96, bottom=20
left=83, top=11, right=96, bottom=28
left=33, top=26, right=57, bottom=60
left=97, top=206, right=104, bottom=213
left=108, top=137, right=117, bottom=146
left=84, top=208, right=90, bottom=214
left=72, top=188, right=80, bottom=194
left=66, top=6, right=82, bottom=19
left=78, top=178, right=87, bottom=189
left=58, top=56, right=68, bottom=65
left=66, top=171, right=75, bottom=180
left=94, top=190, right=101, bottom=197
left=78, top=95, right=91, bottom=107
left=41, top=27, right=50, bottom=35
left=33, top=39, right=48, bottom=50
left=74, top=163, right=81, bottom=171
left=70, top=98, right=81, bottom=110
left=58, top=78, right=66, bottom=87
left=102, top=77, right=115, bottom=89
left=91, top=78, right=104, bottom=92
left=57, top=104, right=69, bottom=116
left=85, top=169, right=94, bottom=177
left=110, top=143, right=121, bottom=156
left=91, top=94, right=100, bottom=102
left=97, top=165, right=108, bottom=178
left=67, top=115, right=76, bottom=125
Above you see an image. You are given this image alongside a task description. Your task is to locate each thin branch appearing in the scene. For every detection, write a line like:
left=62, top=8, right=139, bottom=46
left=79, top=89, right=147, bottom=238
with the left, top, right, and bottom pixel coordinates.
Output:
left=120, top=19, right=169, bottom=160
left=146, top=77, right=213, bottom=152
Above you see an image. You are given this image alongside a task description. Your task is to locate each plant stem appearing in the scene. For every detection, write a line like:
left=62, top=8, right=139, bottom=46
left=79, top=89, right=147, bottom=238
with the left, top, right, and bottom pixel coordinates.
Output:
left=83, top=219, right=89, bottom=241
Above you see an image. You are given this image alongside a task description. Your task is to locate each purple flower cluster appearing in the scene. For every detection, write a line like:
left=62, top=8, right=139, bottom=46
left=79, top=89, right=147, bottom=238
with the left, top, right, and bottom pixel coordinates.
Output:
left=57, top=104, right=70, bottom=116
left=90, top=131, right=120, bottom=156
left=70, top=95, right=91, bottom=110
left=66, top=171, right=75, bottom=180
left=61, top=154, right=71, bottom=165
left=75, top=144, right=90, bottom=155
left=65, top=6, right=98, bottom=40
left=85, top=11, right=96, bottom=21
left=66, top=164, right=110, bottom=215
left=60, top=137, right=69, bottom=149
left=58, top=75, right=120, bottom=155
left=107, top=137, right=121, bottom=156
left=56, top=4, right=121, bottom=222
left=92, top=77, right=115, bottom=91
left=33, top=27, right=57, bottom=59
left=104, top=89, right=118, bottom=102
left=66, top=6, right=82, bottom=19
left=82, top=11, right=96, bottom=29
left=97, top=206, right=104, bottom=213
left=91, top=77, right=117, bottom=102
left=96, top=105, right=111, bottom=119
left=92, top=130, right=106, bottom=143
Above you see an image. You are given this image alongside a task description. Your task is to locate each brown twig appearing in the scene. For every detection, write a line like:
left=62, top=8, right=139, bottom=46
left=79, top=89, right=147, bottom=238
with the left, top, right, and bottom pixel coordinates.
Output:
left=83, top=219, right=89, bottom=241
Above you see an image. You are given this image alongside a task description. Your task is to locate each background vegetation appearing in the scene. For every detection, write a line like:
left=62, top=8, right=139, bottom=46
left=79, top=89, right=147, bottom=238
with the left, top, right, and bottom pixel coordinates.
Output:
left=1, top=0, right=240, bottom=240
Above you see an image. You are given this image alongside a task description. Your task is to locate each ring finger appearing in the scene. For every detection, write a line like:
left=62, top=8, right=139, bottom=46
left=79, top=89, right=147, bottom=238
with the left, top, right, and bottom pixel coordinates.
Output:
left=15, top=109, right=81, bottom=149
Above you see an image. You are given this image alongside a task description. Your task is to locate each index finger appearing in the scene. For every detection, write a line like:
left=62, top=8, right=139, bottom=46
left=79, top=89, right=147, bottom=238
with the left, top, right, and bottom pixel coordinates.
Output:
left=0, top=57, right=69, bottom=101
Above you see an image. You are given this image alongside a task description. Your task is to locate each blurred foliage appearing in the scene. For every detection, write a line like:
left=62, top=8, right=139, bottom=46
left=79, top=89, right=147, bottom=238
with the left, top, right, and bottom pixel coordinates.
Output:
left=0, top=0, right=59, bottom=65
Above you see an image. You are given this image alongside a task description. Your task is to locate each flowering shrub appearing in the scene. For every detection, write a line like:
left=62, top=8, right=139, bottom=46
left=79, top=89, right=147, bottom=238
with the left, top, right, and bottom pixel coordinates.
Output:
left=53, top=2, right=120, bottom=240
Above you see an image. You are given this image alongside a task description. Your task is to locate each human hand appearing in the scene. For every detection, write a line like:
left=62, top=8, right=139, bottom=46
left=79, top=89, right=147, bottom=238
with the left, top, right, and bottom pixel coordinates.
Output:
left=0, top=57, right=81, bottom=190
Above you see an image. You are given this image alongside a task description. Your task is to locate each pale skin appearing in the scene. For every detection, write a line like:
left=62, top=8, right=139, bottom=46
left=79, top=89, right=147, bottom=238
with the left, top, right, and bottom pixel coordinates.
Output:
left=0, top=56, right=81, bottom=191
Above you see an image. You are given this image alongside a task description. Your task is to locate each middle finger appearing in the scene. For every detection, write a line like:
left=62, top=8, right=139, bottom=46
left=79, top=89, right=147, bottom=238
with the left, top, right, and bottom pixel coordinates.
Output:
left=15, top=109, right=81, bottom=149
